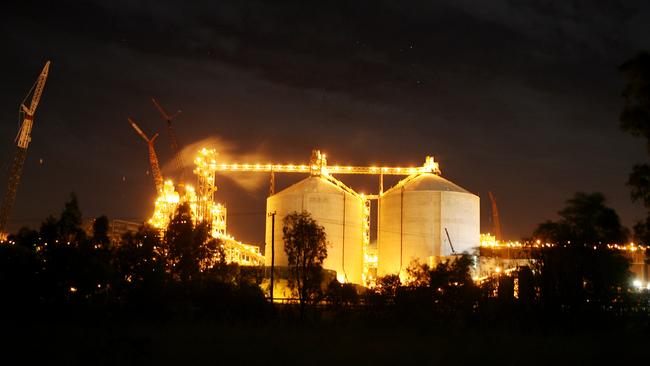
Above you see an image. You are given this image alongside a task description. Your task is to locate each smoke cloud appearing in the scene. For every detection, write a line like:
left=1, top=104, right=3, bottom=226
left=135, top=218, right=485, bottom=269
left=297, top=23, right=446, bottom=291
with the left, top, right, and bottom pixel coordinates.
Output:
left=162, top=136, right=269, bottom=193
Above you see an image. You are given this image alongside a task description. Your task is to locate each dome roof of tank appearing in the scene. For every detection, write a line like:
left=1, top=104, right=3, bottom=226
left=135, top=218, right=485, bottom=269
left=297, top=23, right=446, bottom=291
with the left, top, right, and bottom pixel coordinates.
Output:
left=273, top=176, right=357, bottom=196
left=384, top=173, right=471, bottom=194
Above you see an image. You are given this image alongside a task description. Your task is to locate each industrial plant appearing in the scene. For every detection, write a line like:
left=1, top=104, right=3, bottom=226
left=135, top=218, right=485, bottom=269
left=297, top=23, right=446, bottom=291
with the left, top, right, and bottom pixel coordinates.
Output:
left=1, top=61, right=649, bottom=293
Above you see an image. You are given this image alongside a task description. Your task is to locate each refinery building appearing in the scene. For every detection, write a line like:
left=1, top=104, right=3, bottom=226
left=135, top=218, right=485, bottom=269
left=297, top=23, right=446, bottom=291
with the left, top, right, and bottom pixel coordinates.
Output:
left=145, top=147, right=481, bottom=286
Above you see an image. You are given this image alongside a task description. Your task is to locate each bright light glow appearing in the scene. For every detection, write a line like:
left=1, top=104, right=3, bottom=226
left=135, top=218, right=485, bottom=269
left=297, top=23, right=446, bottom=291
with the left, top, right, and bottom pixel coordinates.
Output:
left=147, top=148, right=264, bottom=267
left=209, top=149, right=443, bottom=177
left=633, top=279, right=643, bottom=288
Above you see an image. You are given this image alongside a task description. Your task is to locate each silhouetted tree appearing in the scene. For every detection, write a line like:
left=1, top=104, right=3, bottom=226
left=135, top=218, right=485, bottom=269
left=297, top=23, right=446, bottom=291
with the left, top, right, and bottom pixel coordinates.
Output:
left=533, top=192, right=627, bottom=246
left=113, top=225, right=167, bottom=306
left=0, top=243, right=41, bottom=312
left=39, top=215, right=58, bottom=245
left=375, top=274, right=401, bottom=298
left=92, top=215, right=110, bottom=246
left=620, top=52, right=650, bottom=243
left=620, top=51, right=650, bottom=149
left=58, top=193, right=85, bottom=243
left=401, top=254, right=479, bottom=318
left=165, top=203, right=213, bottom=282
left=282, top=211, right=328, bottom=319
left=8, top=226, right=39, bottom=249
left=532, top=192, right=631, bottom=311
left=325, top=279, right=359, bottom=307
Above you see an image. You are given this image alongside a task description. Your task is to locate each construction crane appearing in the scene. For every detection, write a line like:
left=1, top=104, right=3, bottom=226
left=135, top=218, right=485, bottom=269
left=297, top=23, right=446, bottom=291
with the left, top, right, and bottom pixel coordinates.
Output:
left=0, top=61, right=51, bottom=240
left=488, top=191, right=502, bottom=242
left=128, top=118, right=164, bottom=194
left=151, top=98, right=184, bottom=177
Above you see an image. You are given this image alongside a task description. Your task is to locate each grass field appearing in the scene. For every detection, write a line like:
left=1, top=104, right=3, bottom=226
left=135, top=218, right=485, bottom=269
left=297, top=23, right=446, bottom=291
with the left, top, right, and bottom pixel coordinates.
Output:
left=3, top=316, right=644, bottom=366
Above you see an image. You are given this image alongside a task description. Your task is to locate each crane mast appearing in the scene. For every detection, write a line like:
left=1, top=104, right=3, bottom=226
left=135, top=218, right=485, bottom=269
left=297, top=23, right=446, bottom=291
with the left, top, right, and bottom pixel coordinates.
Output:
left=151, top=98, right=184, bottom=178
left=488, top=191, right=502, bottom=242
left=0, top=61, right=51, bottom=239
left=128, top=118, right=164, bottom=194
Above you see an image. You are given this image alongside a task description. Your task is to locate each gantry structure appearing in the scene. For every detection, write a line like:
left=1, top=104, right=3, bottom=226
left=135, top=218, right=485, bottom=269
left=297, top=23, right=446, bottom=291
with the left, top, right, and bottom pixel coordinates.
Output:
left=209, top=149, right=442, bottom=285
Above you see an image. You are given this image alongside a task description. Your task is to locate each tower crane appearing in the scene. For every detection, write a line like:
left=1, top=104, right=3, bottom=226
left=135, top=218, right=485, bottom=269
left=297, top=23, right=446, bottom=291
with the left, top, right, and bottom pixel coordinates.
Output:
left=488, top=191, right=502, bottom=242
left=151, top=98, right=184, bottom=178
left=128, top=118, right=164, bottom=194
left=0, top=61, right=51, bottom=240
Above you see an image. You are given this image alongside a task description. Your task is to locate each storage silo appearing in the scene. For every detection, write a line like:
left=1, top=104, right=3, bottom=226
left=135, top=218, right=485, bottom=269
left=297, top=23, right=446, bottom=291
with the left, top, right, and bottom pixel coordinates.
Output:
left=377, top=173, right=479, bottom=277
left=265, top=176, right=364, bottom=284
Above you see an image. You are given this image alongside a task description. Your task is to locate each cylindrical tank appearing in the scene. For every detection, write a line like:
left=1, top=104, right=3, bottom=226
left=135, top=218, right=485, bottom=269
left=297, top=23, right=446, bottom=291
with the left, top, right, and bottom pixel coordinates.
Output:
left=377, top=173, right=479, bottom=277
left=265, top=176, right=364, bottom=284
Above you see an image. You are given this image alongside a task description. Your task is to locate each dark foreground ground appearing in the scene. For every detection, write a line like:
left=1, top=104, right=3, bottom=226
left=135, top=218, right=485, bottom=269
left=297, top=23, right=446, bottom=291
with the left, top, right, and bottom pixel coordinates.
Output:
left=2, top=315, right=645, bottom=366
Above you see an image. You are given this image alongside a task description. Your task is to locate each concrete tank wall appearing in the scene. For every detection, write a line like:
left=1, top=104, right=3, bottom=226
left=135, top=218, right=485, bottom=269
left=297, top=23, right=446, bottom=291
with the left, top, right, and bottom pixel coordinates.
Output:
left=265, top=176, right=364, bottom=284
left=377, top=173, right=480, bottom=277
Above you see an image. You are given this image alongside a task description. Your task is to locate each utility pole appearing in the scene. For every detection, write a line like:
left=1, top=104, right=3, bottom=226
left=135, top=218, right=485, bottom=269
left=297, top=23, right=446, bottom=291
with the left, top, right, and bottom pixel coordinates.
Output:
left=268, top=211, right=276, bottom=302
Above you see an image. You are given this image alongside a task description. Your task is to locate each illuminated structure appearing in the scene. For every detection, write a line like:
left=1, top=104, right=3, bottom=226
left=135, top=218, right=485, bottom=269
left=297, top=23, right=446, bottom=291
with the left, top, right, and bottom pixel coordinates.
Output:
left=377, top=172, right=480, bottom=279
left=266, top=176, right=365, bottom=284
left=152, top=98, right=185, bottom=179
left=0, top=61, right=50, bottom=240
left=128, top=118, right=164, bottom=193
left=213, top=149, right=458, bottom=286
left=148, top=148, right=263, bottom=266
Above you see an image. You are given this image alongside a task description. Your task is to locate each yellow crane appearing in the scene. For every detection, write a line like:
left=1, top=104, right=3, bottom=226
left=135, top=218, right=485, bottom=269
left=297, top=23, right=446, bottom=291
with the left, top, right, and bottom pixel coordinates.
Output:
left=128, top=118, right=164, bottom=194
left=488, top=191, right=502, bottom=242
left=0, top=61, right=51, bottom=240
left=151, top=98, right=185, bottom=178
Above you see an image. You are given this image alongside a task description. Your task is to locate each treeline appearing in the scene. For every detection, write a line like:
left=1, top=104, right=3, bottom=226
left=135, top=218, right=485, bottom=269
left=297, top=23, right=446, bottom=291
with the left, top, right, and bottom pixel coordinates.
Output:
left=0, top=194, right=271, bottom=321
left=1, top=192, right=649, bottom=330
left=282, top=193, right=650, bottom=329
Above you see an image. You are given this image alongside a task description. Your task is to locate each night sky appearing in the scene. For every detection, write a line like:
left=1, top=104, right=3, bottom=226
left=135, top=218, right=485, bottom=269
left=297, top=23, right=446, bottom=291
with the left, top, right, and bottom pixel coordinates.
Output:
left=2, top=1, right=650, bottom=245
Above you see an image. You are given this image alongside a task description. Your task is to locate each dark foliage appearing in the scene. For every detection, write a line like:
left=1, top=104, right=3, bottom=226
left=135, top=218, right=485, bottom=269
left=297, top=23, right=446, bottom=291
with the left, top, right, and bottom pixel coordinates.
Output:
left=0, top=194, right=648, bottom=330
left=620, top=52, right=650, bottom=245
left=282, top=211, right=328, bottom=319
left=0, top=195, right=269, bottom=320
left=533, top=192, right=627, bottom=246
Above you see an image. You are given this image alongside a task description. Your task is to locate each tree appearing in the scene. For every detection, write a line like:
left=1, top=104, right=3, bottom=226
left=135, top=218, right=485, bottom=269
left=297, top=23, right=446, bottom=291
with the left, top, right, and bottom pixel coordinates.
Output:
left=375, top=274, right=401, bottom=299
left=58, top=193, right=85, bottom=243
left=533, top=192, right=627, bottom=246
left=403, top=254, right=478, bottom=317
left=92, top=215, right=110, bottom=246
left=113, top=224, right=167, bottom=305
left=620, top=51, right=650, bottom=149
left=282, top=211, right=328, bottom=319
left=532, top=192, right=631, bottom=311
left=8, top=226, right=39, bottom=249
left=619, top=52, right=650, bottom=242
left=164, top=203, right=213, bottom=282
